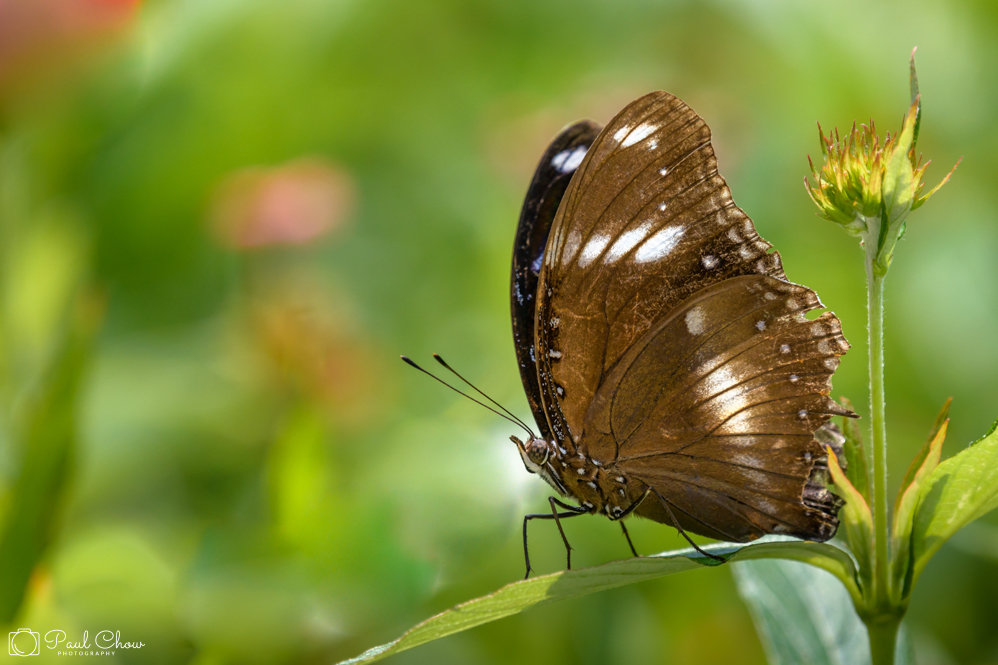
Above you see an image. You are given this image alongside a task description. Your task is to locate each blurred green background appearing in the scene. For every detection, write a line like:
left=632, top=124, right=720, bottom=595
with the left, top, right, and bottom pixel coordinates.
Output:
left=0, top=0, right=995, bottom=663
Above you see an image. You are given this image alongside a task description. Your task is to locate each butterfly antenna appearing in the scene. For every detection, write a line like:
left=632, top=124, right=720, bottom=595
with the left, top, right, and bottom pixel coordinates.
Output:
left=400, top=356, right=534, bottom=437
left=431, top=353, right=535, bottom=436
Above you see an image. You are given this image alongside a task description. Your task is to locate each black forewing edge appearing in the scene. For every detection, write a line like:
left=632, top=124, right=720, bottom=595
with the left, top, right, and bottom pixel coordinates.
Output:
left=511, top=120, right=601, bottom=440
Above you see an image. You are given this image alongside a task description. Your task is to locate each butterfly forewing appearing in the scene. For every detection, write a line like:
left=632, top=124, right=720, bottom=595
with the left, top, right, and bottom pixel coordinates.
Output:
left=512, top=121, right=601, bottom=441
left=535, top=91, right=786, bottom=445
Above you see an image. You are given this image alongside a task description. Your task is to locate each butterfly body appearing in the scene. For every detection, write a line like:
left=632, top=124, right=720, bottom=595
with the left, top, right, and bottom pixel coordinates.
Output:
left=513, top=433, right=641, bottom=520
left=510, top=91, right=853, bottom=559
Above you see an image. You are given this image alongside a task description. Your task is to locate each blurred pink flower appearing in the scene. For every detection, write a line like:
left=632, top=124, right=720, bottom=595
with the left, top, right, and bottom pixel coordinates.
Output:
left=211, top=158, right=356, bottom=250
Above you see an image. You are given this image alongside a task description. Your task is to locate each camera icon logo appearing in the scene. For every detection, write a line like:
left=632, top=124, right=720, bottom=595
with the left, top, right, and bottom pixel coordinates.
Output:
left=8, top=629, right=40, bottom=656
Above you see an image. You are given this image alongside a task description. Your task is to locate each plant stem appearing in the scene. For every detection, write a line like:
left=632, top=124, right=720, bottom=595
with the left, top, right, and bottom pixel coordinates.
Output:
left=867, top=615, right=902, bottom=665
left=866, top=256, right=890, bottom=594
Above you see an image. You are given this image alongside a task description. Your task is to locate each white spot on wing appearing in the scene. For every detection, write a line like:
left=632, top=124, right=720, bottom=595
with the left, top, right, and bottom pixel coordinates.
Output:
left=731, top=452, right=763, bottom=467
left=613, top=126, right=630, bottom=143
left=702, top=255, right=718, bottom=269
left=621, top=123, right=656, bottom=147
left=698, top=366, right=753, bottom=433
left=755, top=320, right=766, bottom=331
left=685, top=307, right=706, bottom=335
left=605, top=223, right=652, bottom=263
left=578, top=233, right=610, bottom=267
left=658, top=167, right=669, bottom=176
left=634, top=226, right=684, bottom=263
left=564, top=227, right=582, bottom=262
left=551, top=145, right=587, bottom=173
left=780, top=344, right=791, bottom=354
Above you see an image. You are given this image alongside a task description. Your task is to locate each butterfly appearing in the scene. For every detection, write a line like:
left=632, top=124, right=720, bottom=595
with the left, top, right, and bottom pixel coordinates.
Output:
left=505, top=91, right=853, bottom=576
left=403, top=91, right=852, bottom=576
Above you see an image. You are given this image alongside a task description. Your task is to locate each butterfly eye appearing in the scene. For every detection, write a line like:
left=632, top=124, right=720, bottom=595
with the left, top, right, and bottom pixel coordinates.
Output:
left=524, top=439, right=550, bottom=465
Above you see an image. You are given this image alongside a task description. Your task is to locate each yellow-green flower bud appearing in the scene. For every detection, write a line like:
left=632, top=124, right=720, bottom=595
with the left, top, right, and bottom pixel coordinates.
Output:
left=805, top=52, right=959, bottom=275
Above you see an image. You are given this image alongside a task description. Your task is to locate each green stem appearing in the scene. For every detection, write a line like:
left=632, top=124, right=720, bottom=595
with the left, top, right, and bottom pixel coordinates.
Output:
left=867, top=615, right=902, bottom=665
left=866, top=256, right=890, bottom=603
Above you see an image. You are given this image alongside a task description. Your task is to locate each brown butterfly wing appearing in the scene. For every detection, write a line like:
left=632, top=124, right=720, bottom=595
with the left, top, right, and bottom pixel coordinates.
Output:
left=532, top=91, right=851, bottom=541
left=581, top=275, right=851, bottom=541
left=533, top=91, right=785, bottom=448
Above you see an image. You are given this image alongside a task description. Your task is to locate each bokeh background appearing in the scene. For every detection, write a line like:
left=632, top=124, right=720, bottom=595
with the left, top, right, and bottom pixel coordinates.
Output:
left=0, top=0, right=996, bottom=663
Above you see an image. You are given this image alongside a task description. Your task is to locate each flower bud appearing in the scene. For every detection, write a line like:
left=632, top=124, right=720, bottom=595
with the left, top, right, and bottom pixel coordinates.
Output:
left=806, top=51, right=958, bottom=275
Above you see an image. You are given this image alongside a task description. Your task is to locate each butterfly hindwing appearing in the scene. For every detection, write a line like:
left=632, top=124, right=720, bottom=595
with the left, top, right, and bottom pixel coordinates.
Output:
left=580, top=274, right=851, bottom=540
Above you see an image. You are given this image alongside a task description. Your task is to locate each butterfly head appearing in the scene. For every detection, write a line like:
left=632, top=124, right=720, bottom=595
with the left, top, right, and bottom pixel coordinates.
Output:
left=510, top=435, right=552, bottom=473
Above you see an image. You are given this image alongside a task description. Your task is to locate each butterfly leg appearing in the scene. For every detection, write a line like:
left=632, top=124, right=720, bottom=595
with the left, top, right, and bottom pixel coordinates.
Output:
left=522, top=499, right=590, bottom=579
left=548, top=497, right=592, bottom=571
left=653, top=489, right=726, bottom=563
left=549, top=497, right=591, bottom=514
left=607, top=488, right=649, bottom=557
left=619, top=521, right=639, bottom=557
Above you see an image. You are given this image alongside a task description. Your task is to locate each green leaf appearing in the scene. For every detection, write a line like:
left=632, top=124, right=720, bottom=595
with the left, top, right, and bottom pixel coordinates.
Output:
left=892, top=420, right=947, bottom=600
left=336, top=538, right=859, bottom=664
left=896, top=398, right=951, bottom=514
left=839, top=396, right=870, bottom=503
left=0, top=295, right=100, bottom=621
left=825, top=446, right=873, bottom=594
left=734, top=558, right=914, bottom=665
left=910, top=418, right=998, bottom=587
